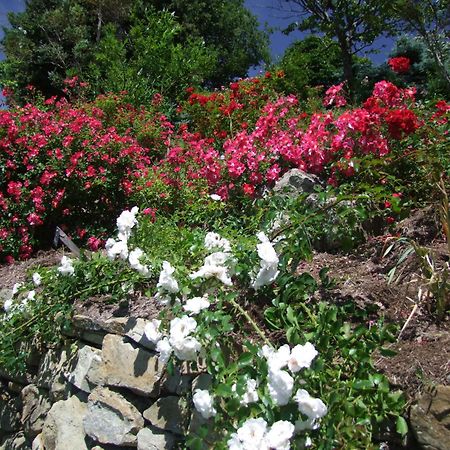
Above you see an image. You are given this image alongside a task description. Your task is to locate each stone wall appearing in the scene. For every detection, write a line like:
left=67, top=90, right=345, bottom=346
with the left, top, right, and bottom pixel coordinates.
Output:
left=0, top=314, right=210, bottom=450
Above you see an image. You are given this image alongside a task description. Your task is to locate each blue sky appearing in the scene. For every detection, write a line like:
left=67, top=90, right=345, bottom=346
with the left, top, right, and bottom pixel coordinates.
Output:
left=0, top=0, right=393, bottom=74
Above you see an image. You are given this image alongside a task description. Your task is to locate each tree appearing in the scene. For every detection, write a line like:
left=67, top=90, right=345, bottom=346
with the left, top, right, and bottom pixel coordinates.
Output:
left=0, top=0, right=269, bottom=103
left=137, top=0, right=270, bottom=87
left=88, top=9, right=217, bottom=104
left=392, top=0, right=450, bottom=92
left=275, top=36, right=342, bottom=97
left=280, top=0, right=396, bottom=97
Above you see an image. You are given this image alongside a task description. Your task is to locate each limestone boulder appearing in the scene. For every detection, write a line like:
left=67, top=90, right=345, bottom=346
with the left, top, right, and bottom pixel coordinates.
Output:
left=40, top=394, right=88, bottom=450
left=20, top=384, right=51, bottom=438
left=83, top=386, right=144, bottom=446
left=410, top=385, right=450, bottom=450
left=87, top=334, right=164, bottom=396
left=143, top=396, right=188, bottom=435
left=137, top=427, right=175, bottom=450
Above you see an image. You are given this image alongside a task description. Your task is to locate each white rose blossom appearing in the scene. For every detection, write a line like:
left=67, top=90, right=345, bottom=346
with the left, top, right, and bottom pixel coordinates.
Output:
left=128, top=248, right=150, bottom=277
left=288, top=342, right=318, bottom=372
left=116, top=206, right=139, bottom=241
left=157, top=261, right=179, bottom=293
left=32, top=272, right=42, bottom=286
left=266, top=420, right=295, bottom=450
left=171, top=335, right=202, bottom=361
left=3, top=297, right=13, bottom=313
left=183, top=296, right=211, bottom=315
left=105, top=238, right=129, bottom=260
left=240, top=378, right=259, bottom=405
left=295, top=389, right=328, bottom=420
left=268, top=368, right=294, bottom=406
left=209, top=194, right=222, bottom=201
left=156, top=337, right=173, bottom=365
left=58, top=256, right=75, bottom=276
left=204, top=232, right=231, bottom=252
left=193, top=389, right=217, bottom=419
left=190, top=251, right=233, bottom=286
left=12, top=283, right=22, bottom=296
left=252, top=232, right=279, bottom=290
left=236, top=418, right=268, bottom=449
left=144, top=319, right=162, bottom=344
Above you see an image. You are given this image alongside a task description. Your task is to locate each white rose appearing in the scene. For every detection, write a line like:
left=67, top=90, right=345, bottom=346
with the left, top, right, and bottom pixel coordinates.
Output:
left=268, top=369, right=294, bottom=406
left=295, top=389, right=328, bottom=420
left=193, top=389, right=216, bottom=419
left=144, top=319, right=162, bottom=344
left=32, top=272, right=42, bottom=286
left=288, top=342, right=318, bottom=372
left=266, top=420, right=295, bottom=450
left=183, top=296, right=210, bottom=315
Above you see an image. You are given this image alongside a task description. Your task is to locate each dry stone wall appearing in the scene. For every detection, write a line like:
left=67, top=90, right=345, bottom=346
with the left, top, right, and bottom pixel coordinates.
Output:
left=0, top=314, right=210, bottom=450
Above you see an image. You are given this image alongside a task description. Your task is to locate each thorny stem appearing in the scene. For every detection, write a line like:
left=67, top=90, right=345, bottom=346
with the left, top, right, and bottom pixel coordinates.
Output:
left=227, top=296, right=272, bottom=346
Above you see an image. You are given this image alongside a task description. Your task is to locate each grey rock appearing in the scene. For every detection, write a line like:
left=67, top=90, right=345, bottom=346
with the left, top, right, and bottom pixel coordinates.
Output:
left=21, top=384, right=51, bottom=439
left=191, top=374, right=212, bottom=393
left=410, top=385, right=450, bottom=450
left=87, top=334, right=164, bottom=396
left=137, top=427, right=175, bottom=450
left=36, top=346, right=71, bottom=391
left=83, top=386, right=144, bottom=446
left=0, top=432, right=29, bottom=450
left=143, top=396, right=188, bottom=435
left=273, top=169, right=322, bottom=196
left=0, top=394, right=21, bottom=432
left=66, top=344, right=102, bottom=393
left=41, top=395, right=88, bottom=450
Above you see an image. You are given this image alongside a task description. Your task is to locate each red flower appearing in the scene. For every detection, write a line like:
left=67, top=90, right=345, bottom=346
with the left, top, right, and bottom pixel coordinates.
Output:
left=242, top=183, right=255, bottom=197
left=385, top=108, right=419, bottom=139
left=388, top=57, right=411, bottom=74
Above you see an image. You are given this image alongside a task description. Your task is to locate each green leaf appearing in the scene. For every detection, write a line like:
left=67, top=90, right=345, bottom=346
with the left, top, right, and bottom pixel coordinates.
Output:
left=237, top=352, right=253, bottom=368
left=352, top=379, right=374, bottom=390
left=396, top=416, right=408, bottom=436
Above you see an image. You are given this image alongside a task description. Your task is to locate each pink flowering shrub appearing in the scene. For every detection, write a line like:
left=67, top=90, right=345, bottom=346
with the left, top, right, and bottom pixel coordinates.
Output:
left=2, top=74, right=446, bottom=263
left=0, top=90, right=171, bottom=262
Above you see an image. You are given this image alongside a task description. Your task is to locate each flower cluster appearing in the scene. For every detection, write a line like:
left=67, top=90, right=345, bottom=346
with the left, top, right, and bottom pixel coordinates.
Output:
left=388, top=57, right=411, bottom=74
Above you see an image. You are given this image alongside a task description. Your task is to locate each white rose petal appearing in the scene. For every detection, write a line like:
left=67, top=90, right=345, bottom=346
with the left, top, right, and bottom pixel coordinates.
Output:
left=58, top=256, right=75, bottom=276
left=236, top=418, right=268, bottom=449
left=295, top=389, right=328, bottom=420
left=144, top=319, right=162, bottom=344
left=266, top=420, right=295, bottom=450
left=32, top=273, right=42, bottom=286
left=268, top=369, right=294, bottom=406
left=156, top=337, right=173, bottom=364
left=183, top=296, right=211, bottom=315
left=193, top=389, right=216, bottom=419
left=157, top=261, right=179, bottom=293
left=240, top=378, right=259, bottom=405
left=288, top=342, right=318, bottom=372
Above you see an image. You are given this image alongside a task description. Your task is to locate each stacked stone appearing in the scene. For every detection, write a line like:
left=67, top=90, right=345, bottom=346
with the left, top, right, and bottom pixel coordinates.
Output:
left=0, top=315, right=211, bottom=450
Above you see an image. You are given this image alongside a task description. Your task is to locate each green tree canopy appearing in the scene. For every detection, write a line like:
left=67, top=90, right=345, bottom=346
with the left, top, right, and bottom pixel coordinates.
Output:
left=281, top=0, right=397, bottom=97
left=275, top=35, right=342, bottom=97
left=0, top=0, right=269, bottom=104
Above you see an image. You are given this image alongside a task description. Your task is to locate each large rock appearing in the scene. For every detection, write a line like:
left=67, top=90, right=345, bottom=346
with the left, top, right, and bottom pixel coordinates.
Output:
left=143, top=396, right=188, bottom=435
left=83, top=386, right=144, bottom=446
left=40, top=394, right=88, bottom=450
left=66, top=344, right=102, bottom=393
left=0, top=432, right=29, bottom=450
left=410, top=385, right=450, bottom=450
left=36, top=346, right=72, bottom=401
left=0, top=393, right=21, bottom=432
left=21, top=384, right=51, bottom=439
left=137, top=427, right=175, bottom=450
left=273, top=169, right=322, bottom=196
left=87, top=334, right=164, bottom=396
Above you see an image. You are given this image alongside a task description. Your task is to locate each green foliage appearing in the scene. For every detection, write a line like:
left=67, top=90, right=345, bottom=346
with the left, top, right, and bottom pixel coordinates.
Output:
left=87, top=9, right=217, bottom=105
left=274, top=36, right=342, bottom=98
left=282, top=0, right=397, bottom=96
left=0, top=0, right=269, bottom=105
